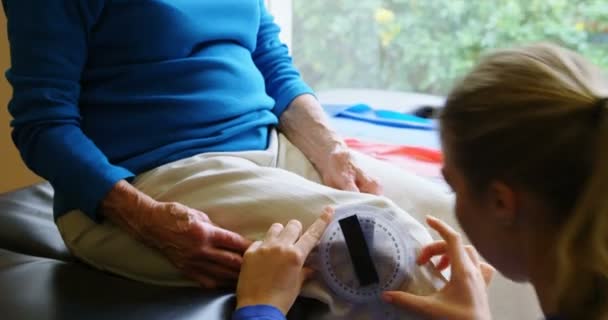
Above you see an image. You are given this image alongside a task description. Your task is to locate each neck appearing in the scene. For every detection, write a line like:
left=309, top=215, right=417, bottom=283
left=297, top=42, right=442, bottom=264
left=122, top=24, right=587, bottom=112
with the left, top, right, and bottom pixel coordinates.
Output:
left=526, top=229, right=559, bottom=316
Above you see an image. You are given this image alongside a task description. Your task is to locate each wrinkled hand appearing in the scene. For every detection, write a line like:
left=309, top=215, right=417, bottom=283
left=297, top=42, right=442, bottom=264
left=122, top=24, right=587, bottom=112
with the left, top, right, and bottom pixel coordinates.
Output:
left=383, top=216, right=495, bottom=320
left=319, top=147, right=382, bottom=195
left=235, top=208, right=333, bottom=315
left=101, top=181, right=252, bottom=289
left=134, top=201, right=252, bottom=288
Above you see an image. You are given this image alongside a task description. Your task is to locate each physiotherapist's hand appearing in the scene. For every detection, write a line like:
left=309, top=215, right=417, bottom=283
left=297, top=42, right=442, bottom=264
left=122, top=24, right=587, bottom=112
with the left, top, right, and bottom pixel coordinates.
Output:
left=319, top=146, right=382, bottom=195
left=235, top=208, right=333, bottom=315
left=102, top=180, right=252, bottom=289
left=383, top=216, right=495, bottom=320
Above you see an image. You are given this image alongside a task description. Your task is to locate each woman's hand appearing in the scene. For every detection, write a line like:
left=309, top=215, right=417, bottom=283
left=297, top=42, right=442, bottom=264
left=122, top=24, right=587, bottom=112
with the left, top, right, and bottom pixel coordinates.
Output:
left=278, top=94, right=381, bottom=195
left=235, top=208, right=333, bottom=315
left=140, top=201, right=252, bottom=288
left=319, top=147, right=383, bottom=195
left=101, top=180, right=252, bottom=289
left=383, top=216, right=495, bottom=320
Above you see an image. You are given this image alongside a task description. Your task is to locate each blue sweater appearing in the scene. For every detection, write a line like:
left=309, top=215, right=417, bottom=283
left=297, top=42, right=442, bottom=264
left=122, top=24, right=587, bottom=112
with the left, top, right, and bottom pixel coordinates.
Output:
left=5, top=0, right=312, bottom=221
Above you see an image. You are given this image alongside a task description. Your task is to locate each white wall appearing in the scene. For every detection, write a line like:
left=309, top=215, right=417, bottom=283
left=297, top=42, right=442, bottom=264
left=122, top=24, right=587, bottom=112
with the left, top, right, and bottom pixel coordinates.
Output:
left=0, top=7, right=42, bottom=192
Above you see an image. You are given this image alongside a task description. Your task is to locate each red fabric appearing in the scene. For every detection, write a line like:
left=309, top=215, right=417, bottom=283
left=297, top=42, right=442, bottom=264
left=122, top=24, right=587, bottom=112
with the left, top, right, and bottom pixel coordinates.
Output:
left=345, top=138, right=443, bottom=178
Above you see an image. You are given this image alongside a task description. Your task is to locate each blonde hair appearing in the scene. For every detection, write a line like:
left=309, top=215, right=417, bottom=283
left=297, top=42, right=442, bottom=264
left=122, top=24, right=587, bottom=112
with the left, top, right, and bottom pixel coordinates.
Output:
left=440, top=43, right=608, bottom=319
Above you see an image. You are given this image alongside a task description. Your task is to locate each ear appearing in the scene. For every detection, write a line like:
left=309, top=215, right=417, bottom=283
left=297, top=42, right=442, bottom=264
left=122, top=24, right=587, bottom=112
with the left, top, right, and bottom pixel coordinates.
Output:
left=487, top=181, right=518, bottom=226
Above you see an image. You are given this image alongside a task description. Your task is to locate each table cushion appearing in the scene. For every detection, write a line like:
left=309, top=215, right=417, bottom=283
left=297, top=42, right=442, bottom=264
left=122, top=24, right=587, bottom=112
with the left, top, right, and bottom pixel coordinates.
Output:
left=0, top=182, right=71, bottom=261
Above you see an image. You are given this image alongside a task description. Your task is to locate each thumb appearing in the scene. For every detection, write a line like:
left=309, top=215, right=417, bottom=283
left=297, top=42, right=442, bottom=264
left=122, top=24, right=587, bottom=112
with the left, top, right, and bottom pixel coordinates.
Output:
left=296, top=267, right=316, bottom=292
left=302, top=267, right=316, bottom=281
left=383, top=291, right=440, bottom=318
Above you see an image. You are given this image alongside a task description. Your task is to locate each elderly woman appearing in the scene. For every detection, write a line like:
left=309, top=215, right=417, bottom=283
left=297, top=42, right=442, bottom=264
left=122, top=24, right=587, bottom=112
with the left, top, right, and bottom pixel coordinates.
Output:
left=4, top=0, right=448, bottom=299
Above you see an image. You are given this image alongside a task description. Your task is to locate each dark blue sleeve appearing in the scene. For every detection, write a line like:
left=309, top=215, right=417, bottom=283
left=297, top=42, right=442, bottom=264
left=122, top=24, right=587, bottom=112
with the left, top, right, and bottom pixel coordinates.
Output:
left=232, top=305, right=286, bottom=320
left=4, top=0, right=134, bottom=220
left=253, top=0, right=315, bottom=118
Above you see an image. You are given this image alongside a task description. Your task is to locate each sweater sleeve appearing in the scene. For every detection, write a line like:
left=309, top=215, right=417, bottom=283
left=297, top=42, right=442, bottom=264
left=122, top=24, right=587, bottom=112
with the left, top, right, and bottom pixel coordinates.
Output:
left=4, top=0, right=134, bottom=221
left=252, top=0, right=315, bottom=118
left=232, top=305, right=286, bottom=320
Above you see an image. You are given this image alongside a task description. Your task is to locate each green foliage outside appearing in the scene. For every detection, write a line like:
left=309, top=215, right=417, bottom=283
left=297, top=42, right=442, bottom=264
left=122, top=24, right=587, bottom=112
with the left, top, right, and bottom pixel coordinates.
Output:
left=292, top=0, right=608, bottom=95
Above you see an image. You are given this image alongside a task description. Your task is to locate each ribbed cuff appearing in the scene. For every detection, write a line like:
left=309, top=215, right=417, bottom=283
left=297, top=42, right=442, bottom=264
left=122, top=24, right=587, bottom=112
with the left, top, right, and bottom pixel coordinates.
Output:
left=232, top=305, right=286, bottom=320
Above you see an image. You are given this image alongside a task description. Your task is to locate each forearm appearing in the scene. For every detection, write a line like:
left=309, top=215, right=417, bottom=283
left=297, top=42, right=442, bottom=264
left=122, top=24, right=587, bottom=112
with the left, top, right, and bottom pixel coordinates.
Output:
left=100, top=180, right=157, bottom=240
left=278, top=94, right=347, bottom=171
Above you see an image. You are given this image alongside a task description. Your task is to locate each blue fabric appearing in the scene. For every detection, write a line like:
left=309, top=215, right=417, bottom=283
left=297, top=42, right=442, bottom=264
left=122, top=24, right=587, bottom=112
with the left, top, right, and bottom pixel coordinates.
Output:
left=232, top=305, right=286, bottom=320
left=4, top=0, right=313, bottom=221
left=323, top=107, right=441, bottom=149
left=336, top=104, right=436, bottom=130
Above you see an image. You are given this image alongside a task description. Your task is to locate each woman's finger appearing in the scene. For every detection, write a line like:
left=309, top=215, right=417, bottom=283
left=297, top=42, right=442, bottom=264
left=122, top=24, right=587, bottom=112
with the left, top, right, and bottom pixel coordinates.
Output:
left=201, top=246, right=244, bottom=271
left=210, top=225, right=252, bottom=253
left=185, top=207, right=211, bottom=223
left=355, top=168, right=383, bottom=195
left=264, top=223, right=284, bottom=243
left=336, top=176, right=360, bottom=193
left=184, top=269, right=220, bottom=289
left=189, top=260, right=240, bottom=280
left=417, top=240, right=448, bottom=265
left=277, top=219, right=303, bottom=244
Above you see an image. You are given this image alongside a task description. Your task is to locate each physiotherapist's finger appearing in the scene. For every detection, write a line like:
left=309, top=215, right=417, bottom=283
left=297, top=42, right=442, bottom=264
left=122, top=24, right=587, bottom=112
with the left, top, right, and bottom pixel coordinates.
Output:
left=480, top=262, right=496, bottom=287
left=417, top=240, right=448, bottom=265
left=302, top=267, right=316, bottom=281
left=465, top=245, right=481, bottom=265
left=277, top=219, right=303, bottom=244
left=245, top=240, right=263, bottom=254
left=296, top=208, right=333, bottom=256
left=382, top=291, right=443, bottom=318
left=426, top=216, right=471, bottom=273
left=264, top=223, right=284, bottom=243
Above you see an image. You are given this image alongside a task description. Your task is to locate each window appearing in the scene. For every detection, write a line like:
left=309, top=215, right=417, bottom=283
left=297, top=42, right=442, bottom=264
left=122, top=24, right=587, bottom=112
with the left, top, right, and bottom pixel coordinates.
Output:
left=285, top=1, right=608, bottom=95
left=266, top=0, right=293, bottom=47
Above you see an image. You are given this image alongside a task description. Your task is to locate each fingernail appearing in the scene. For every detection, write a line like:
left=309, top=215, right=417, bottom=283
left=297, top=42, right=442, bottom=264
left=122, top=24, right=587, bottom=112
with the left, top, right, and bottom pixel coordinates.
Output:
left=322, top=207, right=334, bottom=220
left=382, top=292, right=393, bottom=303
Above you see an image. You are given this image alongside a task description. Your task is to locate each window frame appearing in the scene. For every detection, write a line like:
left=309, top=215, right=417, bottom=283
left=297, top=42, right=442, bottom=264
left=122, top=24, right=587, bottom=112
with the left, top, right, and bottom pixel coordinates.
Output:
left=266, top=0, right=293, bottom=48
